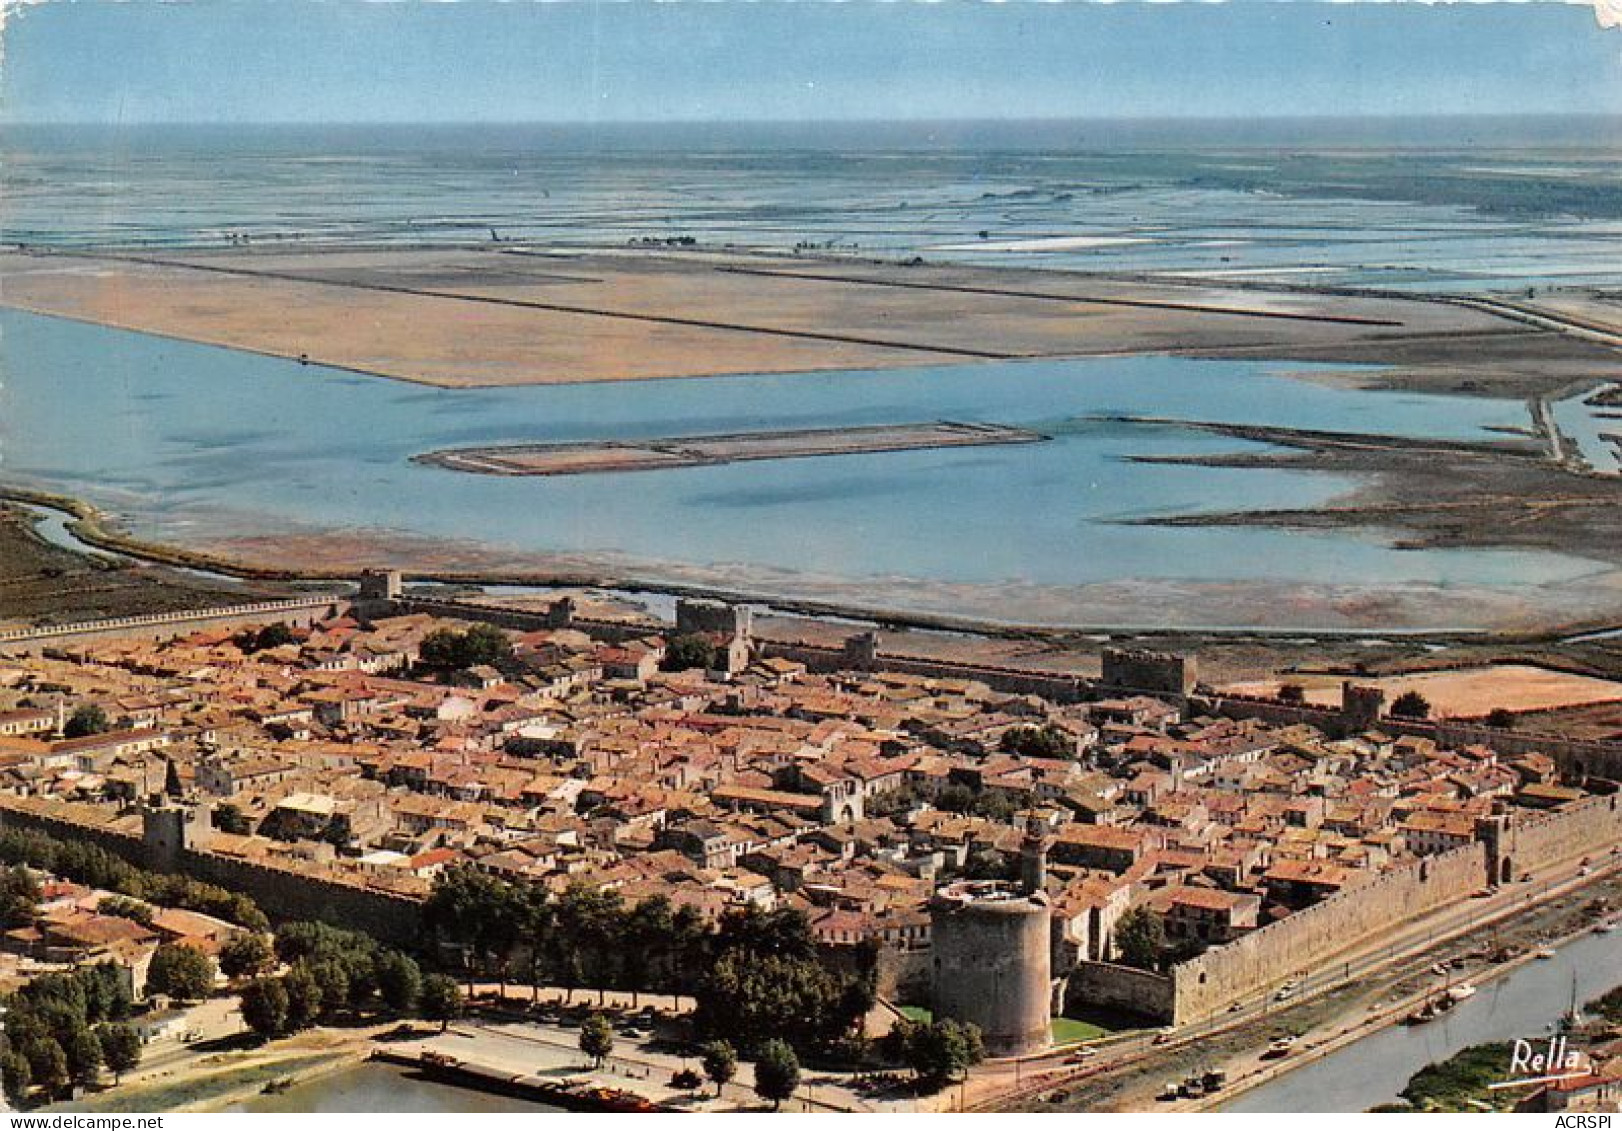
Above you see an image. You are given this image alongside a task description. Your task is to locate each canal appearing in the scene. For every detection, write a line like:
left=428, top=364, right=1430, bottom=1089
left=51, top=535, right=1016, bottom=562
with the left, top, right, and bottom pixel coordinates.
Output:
left=1221, top=928, right=1622, bottom=1112
left=228, top=1062, right=561, bottom=1113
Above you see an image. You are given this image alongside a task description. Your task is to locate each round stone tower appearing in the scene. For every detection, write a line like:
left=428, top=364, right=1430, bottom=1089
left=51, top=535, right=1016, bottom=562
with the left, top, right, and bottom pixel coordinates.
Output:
left=929, top=879, right=1053, bottom=1058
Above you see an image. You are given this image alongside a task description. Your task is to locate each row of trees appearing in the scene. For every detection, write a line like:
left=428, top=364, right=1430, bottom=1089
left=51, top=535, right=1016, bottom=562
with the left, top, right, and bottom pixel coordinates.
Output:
left=424, top=870, right=708, bottom=1004
left=236, top=920, right=461, bottom=1040
left=661, top=1035, right=800, bottom=1110
left=0, top=827, right=267, bottom=931
left=423, top=870, right=875, bottom=1056
left=1, top=964, right=143, bottom=1104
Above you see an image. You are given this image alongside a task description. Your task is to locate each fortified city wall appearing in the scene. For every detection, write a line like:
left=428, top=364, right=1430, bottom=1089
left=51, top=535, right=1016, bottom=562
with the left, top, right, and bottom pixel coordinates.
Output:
left=173, top=845, right=421, bottom=947
left=0, top=798, right=421, bottom=947
left=0, top=596, right=352, bottom=655
left=756, top=639, right=1090, bottom=703
left=1165, top=843, right=1485, bottom=1024
left=1064, top=959, right=1176, bottom=1021
left=1159, top=790, right=1622, bottom=1024
left=1198, top=692, right=1622, bottom=782
left=1487, top=792, right=1622, bottom=885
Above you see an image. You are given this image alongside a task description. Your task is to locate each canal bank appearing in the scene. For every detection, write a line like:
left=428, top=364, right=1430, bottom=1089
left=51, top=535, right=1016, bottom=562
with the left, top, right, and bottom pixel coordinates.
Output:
left=229, top=1061, right=562, bottom=1114
left=1219, top=912, right=1622, bottom=1111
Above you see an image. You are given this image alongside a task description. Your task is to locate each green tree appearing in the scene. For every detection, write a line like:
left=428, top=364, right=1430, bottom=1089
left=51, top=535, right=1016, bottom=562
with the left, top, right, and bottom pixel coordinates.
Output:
left=242, top=622, right=296, bottom=652
left=1115, top=907, right=1167, bottom=972
left=376, top=951, right=423, bottom=1013
left=715, top=906, right=816, bottom=961
left=96, top=1024, right=141, bottom=1083
left=752, top=1039, right=800, bottom=1111
left=553, top=883, right=625, bottom=1005
left=63, top=705, right=109, bottom=739
left=460, top=623, right=513, bottom=666
left=1277, top=683, right=1307, bottom=705
left=661, top=634, right=718, bottom=673
left=338, top=948, right=380, bottom=1012
left=0, top=863, right=40, bottom=929
left=98, top=895, right=155, bottom=926
left=1391, top=691, right=1433, bottom=720
left=419, top=628, right=465, bottom=669
left=579, top=1013, right=615, bottom=1068
left=420, top=625, right=511, bottom=670
left=424, top=866, right=528, bottom=985
left=695, top=951, right=846, bottom=1052
left=1485, top=708, right=1517, bottom=730
left=282, top=964, right=323, bottom=1031
left=695, top=908, right=871, bottom=1055
left=27, top=1038, right=67, bottom=1100
left=146, top=944, right=216, bottom=1001
left=300, top=960, right=350, bottom=1022
left=1, top=1049, right=31, bottom=1106
left=240, top=977, right=291, bottom=1039
left=64, top=1025, right=103, bottom=1089
left=420, top=974, right=462, bottom=1031
left=999, top=724, right=1075, bottom=759
left=700, top=1039, right=737, bottom=1097
left=214, top=803, right=253, bottom=835
left=219, top=933, right=275, bottom=980
left=622, top=896, right=674, bottom=1009
left=891, top=1019, right=984, bottom=1088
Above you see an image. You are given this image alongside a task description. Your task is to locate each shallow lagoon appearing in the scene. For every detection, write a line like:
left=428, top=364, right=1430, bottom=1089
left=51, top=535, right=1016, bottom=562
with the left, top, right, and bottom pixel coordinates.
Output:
left=0, top=307, right=1600, bottom=625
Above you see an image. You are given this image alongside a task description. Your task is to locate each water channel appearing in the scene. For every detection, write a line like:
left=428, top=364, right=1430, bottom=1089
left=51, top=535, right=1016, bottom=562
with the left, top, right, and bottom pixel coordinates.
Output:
left=228, top=1062, right=560, bottom=1114
left=1221, top=928, right=1622, bottom=1112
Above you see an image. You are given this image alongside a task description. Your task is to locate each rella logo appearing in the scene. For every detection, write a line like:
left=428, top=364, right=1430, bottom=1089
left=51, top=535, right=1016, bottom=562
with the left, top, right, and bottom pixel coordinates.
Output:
left=1489, top=1035, right=1595, bottom=1091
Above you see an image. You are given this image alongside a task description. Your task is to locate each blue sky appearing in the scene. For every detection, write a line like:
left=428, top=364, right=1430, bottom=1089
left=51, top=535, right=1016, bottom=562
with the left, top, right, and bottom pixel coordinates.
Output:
left=3, top=1, right=1619, bottom=124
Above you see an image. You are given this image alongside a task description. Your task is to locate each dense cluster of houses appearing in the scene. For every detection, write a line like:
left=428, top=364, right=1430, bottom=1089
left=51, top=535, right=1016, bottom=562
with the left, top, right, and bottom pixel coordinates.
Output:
left=0, top=609, right=1599, bottom=991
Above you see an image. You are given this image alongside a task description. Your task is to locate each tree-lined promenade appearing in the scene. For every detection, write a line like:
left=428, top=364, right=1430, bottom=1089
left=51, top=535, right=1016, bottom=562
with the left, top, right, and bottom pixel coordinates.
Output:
left=0, top=832, right=984, bottom=1108
left=422, top=868, right=877, bottom=1058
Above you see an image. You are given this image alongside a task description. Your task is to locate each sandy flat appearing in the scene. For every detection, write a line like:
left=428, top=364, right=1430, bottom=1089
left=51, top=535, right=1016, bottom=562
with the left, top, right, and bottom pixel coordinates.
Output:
left=0, top=246, right=1526, bottom=388
left=1222, top=664, right=1622, bottom=717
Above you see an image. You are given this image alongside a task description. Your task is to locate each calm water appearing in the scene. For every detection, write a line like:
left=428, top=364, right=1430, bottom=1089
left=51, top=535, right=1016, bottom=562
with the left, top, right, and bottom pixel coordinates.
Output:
left=229, top=1062, right=559, bottom=1113
left=0, top=307, right=1600, bottom=627
left=1551, top=384, right=1622, bottom=476
left=4, top=121, right=1622, bottom=292
left=1222, top=930, right=1622, bottom=1112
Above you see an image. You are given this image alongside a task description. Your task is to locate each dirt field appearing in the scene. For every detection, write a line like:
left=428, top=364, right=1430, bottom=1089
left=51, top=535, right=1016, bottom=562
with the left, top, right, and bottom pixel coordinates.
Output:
left=0, top=246, right=1538, bottom=388
left=1221, top=663, right=1622, bottom=718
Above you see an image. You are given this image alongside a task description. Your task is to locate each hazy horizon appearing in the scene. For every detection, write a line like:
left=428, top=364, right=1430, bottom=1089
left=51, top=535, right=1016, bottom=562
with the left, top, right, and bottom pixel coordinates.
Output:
left=5, top=1, right=1619, bottom=126
left=7, top=114, right=1622, bottom=154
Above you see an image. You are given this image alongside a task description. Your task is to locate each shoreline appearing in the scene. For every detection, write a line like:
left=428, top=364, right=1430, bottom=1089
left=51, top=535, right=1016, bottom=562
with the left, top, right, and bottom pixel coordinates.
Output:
left=10, top=484, right=1622, bottom=646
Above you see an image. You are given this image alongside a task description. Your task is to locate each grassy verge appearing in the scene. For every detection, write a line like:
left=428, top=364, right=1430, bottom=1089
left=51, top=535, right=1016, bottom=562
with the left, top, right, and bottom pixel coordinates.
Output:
left=1373, top=1042, right=1516, bottom=1113
left=51, top=1053, right=334, bottom=1113
left=1051, top=1017, right=1112, bottom=1045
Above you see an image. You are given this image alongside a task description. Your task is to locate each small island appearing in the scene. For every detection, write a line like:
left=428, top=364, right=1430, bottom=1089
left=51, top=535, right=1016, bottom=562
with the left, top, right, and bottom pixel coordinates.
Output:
left=415, top=420, right=1049, bottom=477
